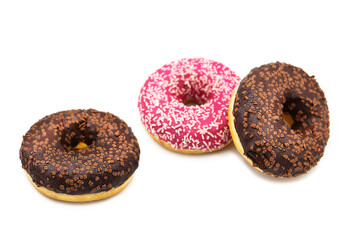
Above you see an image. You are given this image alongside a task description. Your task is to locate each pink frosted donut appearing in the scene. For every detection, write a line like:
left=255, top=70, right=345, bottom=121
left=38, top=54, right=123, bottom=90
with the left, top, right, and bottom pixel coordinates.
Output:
left=138, top=58, right=240, bottom=153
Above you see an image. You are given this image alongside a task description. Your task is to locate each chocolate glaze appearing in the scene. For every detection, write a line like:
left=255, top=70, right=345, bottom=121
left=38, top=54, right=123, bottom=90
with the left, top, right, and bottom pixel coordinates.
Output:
left=20, top=109, right=140, bottom=194
left=232, top=62, right=329, bottom=177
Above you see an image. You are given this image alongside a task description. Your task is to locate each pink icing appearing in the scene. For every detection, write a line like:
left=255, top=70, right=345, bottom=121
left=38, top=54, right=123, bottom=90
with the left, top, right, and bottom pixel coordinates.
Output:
left=138, top=58, right=240, bottom=152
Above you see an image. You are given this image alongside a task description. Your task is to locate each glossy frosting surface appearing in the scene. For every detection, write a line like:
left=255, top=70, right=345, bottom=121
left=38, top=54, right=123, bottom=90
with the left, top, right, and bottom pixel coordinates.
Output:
left=139, top=58, right=240, bottom=152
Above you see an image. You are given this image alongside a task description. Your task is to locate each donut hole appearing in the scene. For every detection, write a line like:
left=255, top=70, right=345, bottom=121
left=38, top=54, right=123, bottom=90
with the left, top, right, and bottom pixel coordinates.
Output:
left=282, top=97, right=310, bottom=131
left=60, top=120, right=97, bottom=151
left=183, top=98, right=203, bottom=107
left=174, top=73, right=213, bottom=106
left=282, top=112, right=295, bottom=128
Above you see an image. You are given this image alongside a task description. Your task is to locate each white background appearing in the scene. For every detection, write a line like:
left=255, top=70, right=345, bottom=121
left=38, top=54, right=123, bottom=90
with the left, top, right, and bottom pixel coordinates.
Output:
left=1, top=1, right=359, bottom=239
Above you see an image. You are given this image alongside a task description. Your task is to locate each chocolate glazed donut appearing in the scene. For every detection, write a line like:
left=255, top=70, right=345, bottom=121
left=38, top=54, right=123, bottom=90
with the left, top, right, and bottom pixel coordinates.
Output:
left=229, top=62, right=330, bottom=177
left=20, top=109, right=140, bottom=202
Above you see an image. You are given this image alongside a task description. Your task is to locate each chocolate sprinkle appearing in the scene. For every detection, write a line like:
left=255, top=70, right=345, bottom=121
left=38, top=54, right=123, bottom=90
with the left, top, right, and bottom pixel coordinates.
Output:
left=20, top=109, right=140, bottom=194
left=232, top=62, right=330, bottom=177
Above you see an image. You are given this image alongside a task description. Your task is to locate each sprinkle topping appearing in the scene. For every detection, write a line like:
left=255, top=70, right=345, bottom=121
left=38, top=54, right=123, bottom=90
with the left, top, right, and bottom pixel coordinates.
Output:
left=138, top=58, right=240, bottom=152
left=232, top=62, right=330, bottom=177
left=20, top=109, right=140, bottom=194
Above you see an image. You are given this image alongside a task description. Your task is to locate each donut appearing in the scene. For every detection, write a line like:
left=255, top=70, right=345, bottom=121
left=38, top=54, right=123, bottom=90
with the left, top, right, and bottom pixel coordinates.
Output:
left=138, top=58, right=240, bottom=153
left=229, top=62, right=330, bottom=177
left=20, top=109, right=140, bottom=202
